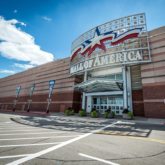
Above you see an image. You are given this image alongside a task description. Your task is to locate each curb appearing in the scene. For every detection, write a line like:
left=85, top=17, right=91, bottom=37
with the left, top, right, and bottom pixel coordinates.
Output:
left=10, top=117, right=39, bottom=128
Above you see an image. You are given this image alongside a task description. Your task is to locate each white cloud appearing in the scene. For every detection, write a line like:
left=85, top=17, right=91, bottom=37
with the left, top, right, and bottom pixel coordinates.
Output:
left=0, top=69, right=16, bottom=74
left=14, top=63, right=35, bottom=70
left=42, top=16, right=52, bottom=22
left=0, top=16, right=54, bottom=66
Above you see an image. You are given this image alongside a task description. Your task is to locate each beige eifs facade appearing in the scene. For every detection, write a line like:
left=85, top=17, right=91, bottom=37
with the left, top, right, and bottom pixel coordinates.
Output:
left=0, top=26, right=165, bottom=118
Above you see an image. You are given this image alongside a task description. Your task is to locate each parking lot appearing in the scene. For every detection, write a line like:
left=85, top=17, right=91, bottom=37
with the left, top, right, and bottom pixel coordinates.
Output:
left=0, top=113, right=165, bottom=165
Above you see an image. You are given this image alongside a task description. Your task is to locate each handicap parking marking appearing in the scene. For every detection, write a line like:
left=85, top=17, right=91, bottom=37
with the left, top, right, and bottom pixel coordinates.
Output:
left=79, top=153, right=120, bottom=165
left=6, top=121, right=118, bottom=165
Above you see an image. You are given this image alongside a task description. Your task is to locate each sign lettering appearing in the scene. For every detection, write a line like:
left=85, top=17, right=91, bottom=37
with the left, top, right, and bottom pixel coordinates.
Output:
left=70, top=50, right=143, bottom=74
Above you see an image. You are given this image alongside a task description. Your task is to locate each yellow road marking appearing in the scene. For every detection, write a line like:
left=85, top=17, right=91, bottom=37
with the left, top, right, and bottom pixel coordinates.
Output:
left=129, top=137, right=165, bottom=144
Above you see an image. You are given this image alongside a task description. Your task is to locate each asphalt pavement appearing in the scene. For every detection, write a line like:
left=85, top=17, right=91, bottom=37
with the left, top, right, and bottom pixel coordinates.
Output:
left=0, top=113, right=164, bottom=165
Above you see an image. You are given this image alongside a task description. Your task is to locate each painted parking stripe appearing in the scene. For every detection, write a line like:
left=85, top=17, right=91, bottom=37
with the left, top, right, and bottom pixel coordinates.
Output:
left=0, top=126, right=31, bottom=128
left=0, top=124, right=19, bottom=127
left=0, top=142, right=62, bottom=148
left=6, top=121, right=118, bottom=165
left=0, top=135, right=79, bottom=141
left=0, top=129, right=52, bottom=132
left=0, top=122, right=14, bottom=124
left=0, top=154, right=32, bottom=159
left=0, top=131, right=64, bottom=136
left=79, top=153, right=120, bottom=165
left=0, top=127, right=31, bottom=129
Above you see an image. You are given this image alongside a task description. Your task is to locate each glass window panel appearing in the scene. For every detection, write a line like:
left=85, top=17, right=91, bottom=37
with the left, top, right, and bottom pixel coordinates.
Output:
left=100, top=97, right=107, bottom=104
left=112, top=106, right=115, bottom=110
left=93, top=98, right=97, bottom=104
left=116, top=73, right=123, bottom=80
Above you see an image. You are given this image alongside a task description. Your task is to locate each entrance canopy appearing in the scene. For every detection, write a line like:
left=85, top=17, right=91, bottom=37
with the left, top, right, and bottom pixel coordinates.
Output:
left=74, top=79, right=123, bottom=93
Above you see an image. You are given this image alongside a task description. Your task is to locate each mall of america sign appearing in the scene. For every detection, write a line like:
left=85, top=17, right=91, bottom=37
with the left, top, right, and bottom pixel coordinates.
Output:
left=70, top=13, right=151, bottom=75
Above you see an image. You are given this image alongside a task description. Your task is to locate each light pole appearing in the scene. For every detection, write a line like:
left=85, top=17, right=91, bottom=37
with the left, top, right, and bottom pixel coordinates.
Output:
left=13, top=86, right=21, bottom=112
left=46, top=80, right=55, bottom=113
left=27, top=84, right=35, bottom=112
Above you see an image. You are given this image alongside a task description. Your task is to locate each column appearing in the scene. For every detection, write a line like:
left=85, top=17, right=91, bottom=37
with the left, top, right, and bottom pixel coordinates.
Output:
left=82, top=70, right=87, bottom=110
left=86, top=96, right=92, bottom=113
left=127, top=66, right=133, bottom=112
left=122, top=66, right=128, bottom=109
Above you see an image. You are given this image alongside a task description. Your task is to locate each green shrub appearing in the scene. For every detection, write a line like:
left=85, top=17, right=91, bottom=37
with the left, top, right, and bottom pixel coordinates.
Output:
left=104, top=111, right=115, bottom=118
left=111, top=111, right=115, bottom=117
left=104, top=111, right=110, bottom=118
left=128, top=111, right=134, bottom=119
left=64, top=108, right=74, bottom=116
left=79, top=109, right=87, bottom=117
left=91, top=111, right=99, bottom=118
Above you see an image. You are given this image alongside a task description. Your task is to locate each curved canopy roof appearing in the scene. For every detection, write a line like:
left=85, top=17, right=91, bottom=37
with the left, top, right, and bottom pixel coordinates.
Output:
left=74, top=79, right=123, bottom=93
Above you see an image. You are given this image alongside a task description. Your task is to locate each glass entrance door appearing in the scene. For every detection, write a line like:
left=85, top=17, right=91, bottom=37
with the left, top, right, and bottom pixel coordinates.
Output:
left=92, top=95, right=123, bottom=115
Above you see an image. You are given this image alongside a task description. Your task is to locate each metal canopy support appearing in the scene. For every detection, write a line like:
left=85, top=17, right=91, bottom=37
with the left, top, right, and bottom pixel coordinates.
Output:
left=123, top=66, right=128, bottom=109
left=82, top=70, right=87, bottom=109
left=127, top=66, right=133, bottom=112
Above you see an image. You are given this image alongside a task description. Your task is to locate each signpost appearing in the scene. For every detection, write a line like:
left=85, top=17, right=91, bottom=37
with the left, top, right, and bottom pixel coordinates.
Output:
left=13, top=86, right=21, bottom=112
left=27, top=84, right=35, bottom=112
left=46, top=80, right=55, bottom=113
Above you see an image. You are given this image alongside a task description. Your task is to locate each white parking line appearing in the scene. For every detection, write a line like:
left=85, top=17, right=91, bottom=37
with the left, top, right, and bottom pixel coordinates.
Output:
left=0, top=129, right=51, bottom=132
left=6, top=121, right=118, bottom=165
left=0, top=126, right=31, bottom=129
left=0, top=127, right=30, bottom=130
left=0, top=121, right=12, bottom=123
left=0, top=135, right=79, bottom=141
left=0, top=122, right=13, bottom=124
left=0, top=142, right=62, bottom=148
left=79, top=153, right=120, bottom=165
left=0, top=124, right=18, bottom=127
left=0, top=154, right=32, bottom=159
left=0, top=131, right=64, bottom=136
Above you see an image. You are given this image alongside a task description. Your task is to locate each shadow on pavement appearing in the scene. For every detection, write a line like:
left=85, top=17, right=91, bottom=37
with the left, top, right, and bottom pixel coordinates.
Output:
left=11, top=116, right=110, bottom=133
left=11, top=116, right=165, bottom=137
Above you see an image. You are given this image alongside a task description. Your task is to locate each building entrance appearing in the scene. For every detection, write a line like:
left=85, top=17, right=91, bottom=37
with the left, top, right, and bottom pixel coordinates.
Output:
left=92, top=95, right=123, bottom=115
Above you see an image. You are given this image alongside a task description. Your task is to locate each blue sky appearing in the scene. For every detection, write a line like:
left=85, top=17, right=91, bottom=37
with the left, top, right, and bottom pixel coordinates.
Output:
left=0, top=0, right=165, bottom=78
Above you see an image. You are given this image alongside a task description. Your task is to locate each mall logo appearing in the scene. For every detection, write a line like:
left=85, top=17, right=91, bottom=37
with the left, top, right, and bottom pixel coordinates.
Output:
left=70, top=50, right=143, bottom=74
left=71, top=27, right=142, bottom=61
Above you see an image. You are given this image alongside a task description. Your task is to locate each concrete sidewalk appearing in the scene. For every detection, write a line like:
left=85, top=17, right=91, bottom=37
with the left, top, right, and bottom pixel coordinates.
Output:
left=1, top=110, right=165, bottom=126
left=49, top=112, right=165, bottom=125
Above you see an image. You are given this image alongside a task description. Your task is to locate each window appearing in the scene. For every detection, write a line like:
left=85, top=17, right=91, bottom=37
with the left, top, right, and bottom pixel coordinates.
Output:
left=116, top=73, right=123, bottom=80
left=93, top=98, right=97, bottom=104
left=100, top=97, right=107, bottom=104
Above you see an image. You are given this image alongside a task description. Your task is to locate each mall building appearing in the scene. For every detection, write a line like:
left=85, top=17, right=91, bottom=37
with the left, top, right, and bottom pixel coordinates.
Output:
left=0, top=13, right=165, bottom=118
